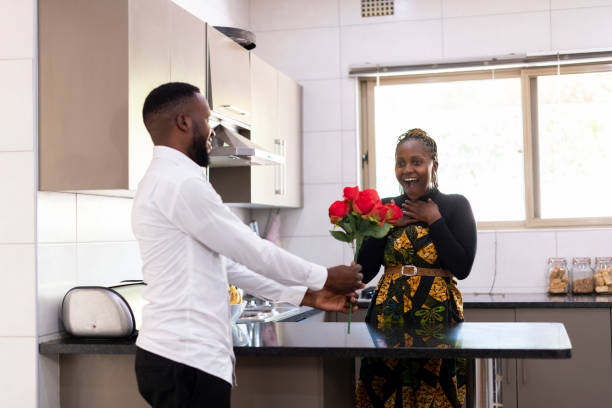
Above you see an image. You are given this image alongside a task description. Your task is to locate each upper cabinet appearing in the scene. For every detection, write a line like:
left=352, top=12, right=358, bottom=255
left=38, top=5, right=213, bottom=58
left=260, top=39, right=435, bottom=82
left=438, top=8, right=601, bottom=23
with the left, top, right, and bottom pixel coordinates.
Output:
left=207, top=25, right=251, bottom=126
left=39, top=0, right=205, bottom=191
left=209, top=54, right=302, bottom=208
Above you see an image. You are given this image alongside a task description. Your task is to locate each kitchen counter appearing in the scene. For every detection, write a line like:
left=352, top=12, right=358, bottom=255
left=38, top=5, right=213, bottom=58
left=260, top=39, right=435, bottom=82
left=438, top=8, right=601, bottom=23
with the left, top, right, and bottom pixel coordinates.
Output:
left=39, top=321, right=571, bottom=359
left=357, top=292, right=612, bottom=308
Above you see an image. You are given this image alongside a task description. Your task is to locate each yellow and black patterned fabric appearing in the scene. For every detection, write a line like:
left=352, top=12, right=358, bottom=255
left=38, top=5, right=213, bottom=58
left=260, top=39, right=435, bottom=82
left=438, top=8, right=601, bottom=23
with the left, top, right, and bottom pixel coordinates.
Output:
left=355, top=190, right=476, bottom=408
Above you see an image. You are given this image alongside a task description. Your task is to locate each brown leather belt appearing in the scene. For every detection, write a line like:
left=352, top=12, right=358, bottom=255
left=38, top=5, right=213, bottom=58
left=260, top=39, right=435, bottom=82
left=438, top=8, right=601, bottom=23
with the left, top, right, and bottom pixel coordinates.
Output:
left=384, top=265, right=453, bottom=278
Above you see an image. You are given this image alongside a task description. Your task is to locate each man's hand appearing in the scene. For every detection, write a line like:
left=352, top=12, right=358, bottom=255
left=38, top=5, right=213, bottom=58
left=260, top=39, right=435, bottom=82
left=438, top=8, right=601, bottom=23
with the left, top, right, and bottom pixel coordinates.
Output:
left=301, top=288, right=359, bottom=313
left=325, top=264, right=364, bottom=293
left=400, top=198, right=441, bottom=225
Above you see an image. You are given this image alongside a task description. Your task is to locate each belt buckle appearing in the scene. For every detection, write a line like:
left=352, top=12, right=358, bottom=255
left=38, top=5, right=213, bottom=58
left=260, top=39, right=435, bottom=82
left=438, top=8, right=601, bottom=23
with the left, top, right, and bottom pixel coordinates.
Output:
left=401, top=265, right=417, bottom=277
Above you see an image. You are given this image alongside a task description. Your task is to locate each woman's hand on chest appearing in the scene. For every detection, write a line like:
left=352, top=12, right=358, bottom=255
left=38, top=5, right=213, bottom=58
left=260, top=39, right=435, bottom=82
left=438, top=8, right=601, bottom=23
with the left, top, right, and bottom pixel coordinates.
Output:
left=393, top=198, right=442, bottom=226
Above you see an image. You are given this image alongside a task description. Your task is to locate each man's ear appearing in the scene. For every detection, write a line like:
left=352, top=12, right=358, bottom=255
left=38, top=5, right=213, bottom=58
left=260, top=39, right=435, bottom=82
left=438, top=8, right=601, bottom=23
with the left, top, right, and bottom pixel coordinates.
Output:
left=175, top=113, right=191, bottom=132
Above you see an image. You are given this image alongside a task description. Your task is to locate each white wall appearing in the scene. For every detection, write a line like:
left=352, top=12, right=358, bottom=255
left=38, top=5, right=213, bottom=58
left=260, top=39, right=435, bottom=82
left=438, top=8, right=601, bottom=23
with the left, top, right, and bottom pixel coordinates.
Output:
left=0, top=0, right=37, bottom=407
left=249, top=0, right=612, bottom=294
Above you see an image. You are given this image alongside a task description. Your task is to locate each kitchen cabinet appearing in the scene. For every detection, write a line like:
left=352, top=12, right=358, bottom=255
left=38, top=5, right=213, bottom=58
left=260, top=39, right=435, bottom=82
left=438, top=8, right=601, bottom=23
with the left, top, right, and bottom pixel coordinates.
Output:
left=209, top=56, right=303, bottom=208
left=515, top=308, right=612, bottom=408
left=207, top=24, right=251, bottom=126
left=276, top=70, right=303, bottom=207
left=249, top=53, right=278, bottom=206
left=39, top=0, right=205, bottom=191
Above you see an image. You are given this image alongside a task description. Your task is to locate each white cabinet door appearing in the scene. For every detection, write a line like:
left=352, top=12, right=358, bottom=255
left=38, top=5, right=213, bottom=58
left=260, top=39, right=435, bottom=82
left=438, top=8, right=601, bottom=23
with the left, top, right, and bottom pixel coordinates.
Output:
left=250, top=54, right=278, bottom=206
left=207, top=24, right=251, bottom=125
left=276, top=71, right=303, bottom=208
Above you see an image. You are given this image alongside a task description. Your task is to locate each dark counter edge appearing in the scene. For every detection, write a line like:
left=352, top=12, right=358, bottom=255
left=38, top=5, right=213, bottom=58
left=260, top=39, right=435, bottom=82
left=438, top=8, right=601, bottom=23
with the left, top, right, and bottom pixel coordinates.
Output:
left=38, top=339, right=570, bottom=359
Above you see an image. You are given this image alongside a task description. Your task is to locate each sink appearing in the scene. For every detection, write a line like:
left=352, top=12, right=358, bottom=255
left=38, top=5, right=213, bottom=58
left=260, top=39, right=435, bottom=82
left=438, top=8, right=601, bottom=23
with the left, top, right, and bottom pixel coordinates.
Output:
left=236, top=303, right=299, bottom=323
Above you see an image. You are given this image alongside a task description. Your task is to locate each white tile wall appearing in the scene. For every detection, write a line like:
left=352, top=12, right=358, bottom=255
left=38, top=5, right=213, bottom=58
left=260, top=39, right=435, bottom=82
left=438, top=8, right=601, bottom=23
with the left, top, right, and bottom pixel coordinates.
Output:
left=249, top=0, right=612, bottom=296
left=442, top=0, right=549, bottom=18
left=0, top=0, right=34, bottom=59
left=76, top=242, right=143, bottom=287
left=253, top=27, right=341, bottom=81
left=0, top=244, right=36, bottom=336
left=37, top=244, right=78, bottom=336
left=493, top=231, right=556, bottom=293
left=281, top=183, right=344, bottom=237
left=340, top=20, right=443, bottom=75
left=444, top=12, right=551, bottom=59
left=551, top=0, right=612, bottom=9
left=283, top=235, right=345, bottom=266
left=0, top=337, right=37, bottom=408
left=341, top=130, right=358, bottom=185
left=76, top=194, right=135, bottom=242
left=0, top=59, right=34, bottom=151
left=340, top=78, right=357, bottom=129
left=556, top=229, right=612, bottom=261
left=551, top=7, right=612, bottom=51
left=301, top=79, right=342, bottom=132
left=171, top=0, right=251, bottom=28
left=458, top=232, right=496, bottom=293
left=303, top=131, right=342, bottom=184
left=37, top=192, right=76, bottom=243
left=339, top=0, right=442, bottom=26
left=251, top=0, right=339, bottom=31
left=0, top=151, right=35, bottom=243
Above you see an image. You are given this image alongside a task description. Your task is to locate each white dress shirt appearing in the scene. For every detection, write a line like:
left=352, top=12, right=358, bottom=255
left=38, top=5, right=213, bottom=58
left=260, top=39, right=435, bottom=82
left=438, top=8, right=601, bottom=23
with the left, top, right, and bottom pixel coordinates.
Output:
left=132, top=146, right=327, bottom=384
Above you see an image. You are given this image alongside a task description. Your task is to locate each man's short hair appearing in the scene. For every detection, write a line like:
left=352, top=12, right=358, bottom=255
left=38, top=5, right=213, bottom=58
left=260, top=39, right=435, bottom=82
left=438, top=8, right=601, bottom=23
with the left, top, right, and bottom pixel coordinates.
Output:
left=142, top=82, right=201, bottom=121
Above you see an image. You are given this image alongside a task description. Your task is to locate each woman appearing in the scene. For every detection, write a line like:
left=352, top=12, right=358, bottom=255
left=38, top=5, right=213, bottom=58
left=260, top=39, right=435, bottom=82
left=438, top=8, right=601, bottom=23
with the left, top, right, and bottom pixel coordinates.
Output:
left=355, top=128, right=477, bottom=408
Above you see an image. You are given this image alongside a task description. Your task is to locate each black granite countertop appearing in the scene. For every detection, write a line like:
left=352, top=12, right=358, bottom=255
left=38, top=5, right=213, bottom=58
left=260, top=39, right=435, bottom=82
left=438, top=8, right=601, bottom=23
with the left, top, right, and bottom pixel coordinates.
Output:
left=357, top=293, right=612, bottom=308
left=39, top=321, right=571, bottom=359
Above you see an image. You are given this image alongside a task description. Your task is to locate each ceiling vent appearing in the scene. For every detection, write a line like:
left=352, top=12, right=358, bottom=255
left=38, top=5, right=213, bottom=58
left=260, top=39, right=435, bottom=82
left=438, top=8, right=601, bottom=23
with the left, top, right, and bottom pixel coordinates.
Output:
left=361, top=0, right=394, bottom=18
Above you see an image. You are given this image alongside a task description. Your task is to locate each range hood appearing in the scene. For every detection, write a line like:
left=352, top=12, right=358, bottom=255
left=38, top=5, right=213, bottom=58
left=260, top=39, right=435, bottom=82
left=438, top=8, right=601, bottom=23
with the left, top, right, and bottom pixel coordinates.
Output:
left=209, top=124, right=285, bottom=167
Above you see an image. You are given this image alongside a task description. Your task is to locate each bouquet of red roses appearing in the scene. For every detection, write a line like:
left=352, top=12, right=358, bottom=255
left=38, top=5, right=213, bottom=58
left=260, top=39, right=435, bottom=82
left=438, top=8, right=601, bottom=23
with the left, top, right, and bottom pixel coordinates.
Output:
left=329, top=186, right=402, bottom=263
left=328, top=187, right=402, bottom=333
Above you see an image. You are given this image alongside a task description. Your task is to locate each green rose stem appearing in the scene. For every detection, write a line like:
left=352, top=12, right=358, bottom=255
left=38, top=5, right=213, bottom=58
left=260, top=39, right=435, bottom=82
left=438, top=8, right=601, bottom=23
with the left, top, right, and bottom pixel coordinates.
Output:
left=347, top=236, right=364, bottom=334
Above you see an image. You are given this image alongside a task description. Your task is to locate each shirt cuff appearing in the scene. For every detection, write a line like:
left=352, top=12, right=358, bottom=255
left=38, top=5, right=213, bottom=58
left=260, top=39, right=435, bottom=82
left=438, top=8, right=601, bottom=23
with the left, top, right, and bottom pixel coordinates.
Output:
left=279, top=286, right=308, bottom=306
left=304, top=263, right=328, bottom=291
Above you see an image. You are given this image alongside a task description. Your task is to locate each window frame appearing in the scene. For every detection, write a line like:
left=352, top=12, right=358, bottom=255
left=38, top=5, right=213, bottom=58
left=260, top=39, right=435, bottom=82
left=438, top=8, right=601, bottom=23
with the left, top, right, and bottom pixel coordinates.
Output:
left=358, top=62, right=612, bottom=229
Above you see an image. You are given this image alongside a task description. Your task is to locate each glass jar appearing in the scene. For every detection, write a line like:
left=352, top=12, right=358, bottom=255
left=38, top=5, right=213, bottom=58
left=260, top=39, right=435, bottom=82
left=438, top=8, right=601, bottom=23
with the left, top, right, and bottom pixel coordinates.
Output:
left=594, top=257, right=612, bottom=294
left=571, top=257, right=594, bottom=294
left=547, top=257, right=569, bottom=294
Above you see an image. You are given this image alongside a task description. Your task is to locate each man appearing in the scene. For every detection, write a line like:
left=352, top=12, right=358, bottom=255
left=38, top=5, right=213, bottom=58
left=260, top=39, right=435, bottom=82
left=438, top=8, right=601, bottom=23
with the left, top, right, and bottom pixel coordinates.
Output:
left=132, top=82, right=364, bottom=408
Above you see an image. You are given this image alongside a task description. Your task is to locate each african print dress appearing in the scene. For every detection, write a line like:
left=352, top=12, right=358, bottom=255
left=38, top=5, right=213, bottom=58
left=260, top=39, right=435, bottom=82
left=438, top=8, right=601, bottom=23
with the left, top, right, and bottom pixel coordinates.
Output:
left=355, top=223, right=467, bottom=408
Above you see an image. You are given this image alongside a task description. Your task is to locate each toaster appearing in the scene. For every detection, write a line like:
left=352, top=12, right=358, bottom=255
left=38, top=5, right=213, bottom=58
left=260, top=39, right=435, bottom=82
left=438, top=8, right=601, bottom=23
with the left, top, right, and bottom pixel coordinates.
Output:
left=61, top=281, right=146, bottom=338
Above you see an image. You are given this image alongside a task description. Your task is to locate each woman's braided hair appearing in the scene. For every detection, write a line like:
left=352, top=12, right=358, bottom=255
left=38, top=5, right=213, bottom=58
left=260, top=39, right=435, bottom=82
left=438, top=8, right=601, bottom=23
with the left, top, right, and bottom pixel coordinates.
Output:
left=396, top=128, right=439, bottom=189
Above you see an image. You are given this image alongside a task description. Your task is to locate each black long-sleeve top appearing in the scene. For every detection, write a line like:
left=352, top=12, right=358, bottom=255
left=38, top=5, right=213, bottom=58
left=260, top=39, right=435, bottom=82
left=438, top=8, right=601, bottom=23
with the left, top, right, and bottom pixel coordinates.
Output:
left=357, top=189, right=477, bottom=283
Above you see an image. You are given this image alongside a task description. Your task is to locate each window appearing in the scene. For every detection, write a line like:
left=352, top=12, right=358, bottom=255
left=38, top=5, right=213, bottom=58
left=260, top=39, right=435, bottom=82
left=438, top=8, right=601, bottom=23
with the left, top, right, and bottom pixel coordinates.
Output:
left=359, top=63, right=612, bottom=228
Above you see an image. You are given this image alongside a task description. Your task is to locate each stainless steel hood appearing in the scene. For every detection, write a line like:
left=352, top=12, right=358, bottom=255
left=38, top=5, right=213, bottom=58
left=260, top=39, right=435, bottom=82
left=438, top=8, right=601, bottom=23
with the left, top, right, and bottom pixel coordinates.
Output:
left=209, top=124, right=285, bottom=167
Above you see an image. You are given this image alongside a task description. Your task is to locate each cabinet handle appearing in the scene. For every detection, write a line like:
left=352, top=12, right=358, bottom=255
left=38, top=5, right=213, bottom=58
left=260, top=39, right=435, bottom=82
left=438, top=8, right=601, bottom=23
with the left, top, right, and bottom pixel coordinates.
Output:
left=219, top=104, right=249, bottom=116
left=274, top=139, right=286, bottom=196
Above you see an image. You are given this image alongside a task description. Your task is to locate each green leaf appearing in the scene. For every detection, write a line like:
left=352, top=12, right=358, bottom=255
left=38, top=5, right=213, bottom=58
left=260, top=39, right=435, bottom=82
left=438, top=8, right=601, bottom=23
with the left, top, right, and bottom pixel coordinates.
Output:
left=363, top=223, right=391, bottom=238
left=330, top=230, right=352, bottom=243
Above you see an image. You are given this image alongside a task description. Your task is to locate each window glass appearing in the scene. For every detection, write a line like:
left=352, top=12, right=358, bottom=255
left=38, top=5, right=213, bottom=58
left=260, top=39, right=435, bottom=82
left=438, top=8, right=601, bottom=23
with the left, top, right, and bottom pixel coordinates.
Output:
left=537, top=71, right=612, bottom=219
left=374, top=78, right=525, bottom=222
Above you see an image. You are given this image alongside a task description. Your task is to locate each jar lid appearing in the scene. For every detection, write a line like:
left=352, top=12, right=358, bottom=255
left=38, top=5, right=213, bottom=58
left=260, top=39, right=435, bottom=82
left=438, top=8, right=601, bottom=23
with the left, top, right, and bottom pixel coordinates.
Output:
left=595, top=257, right=612, bottom=263
left=548, top=257, right=567, bottom=263
left=572, top=257, right=591, bottom=264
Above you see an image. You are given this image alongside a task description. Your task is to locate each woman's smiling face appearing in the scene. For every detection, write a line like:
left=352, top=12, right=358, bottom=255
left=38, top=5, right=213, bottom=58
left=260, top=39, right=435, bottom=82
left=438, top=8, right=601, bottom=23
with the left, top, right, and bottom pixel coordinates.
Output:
left=395, top=139, right=437, bottom=200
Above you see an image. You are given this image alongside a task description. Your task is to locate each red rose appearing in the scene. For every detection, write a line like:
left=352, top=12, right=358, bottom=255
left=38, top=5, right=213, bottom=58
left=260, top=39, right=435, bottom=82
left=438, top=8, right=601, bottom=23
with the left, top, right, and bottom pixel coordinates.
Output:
left=353, top=189, right=381, bottom=215
left=343, top=186, right=359, bottom=202
left=385, top=203, right=402, bottom=222
left=371, top=203, right=389, bottom=225
left=328, top=200, right=349, bottom=223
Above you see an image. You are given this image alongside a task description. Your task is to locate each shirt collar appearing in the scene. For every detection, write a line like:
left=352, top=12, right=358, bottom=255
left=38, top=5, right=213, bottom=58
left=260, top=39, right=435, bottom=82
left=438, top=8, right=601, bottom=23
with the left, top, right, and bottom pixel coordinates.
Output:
left=153, top=145, right=204, bottom=175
